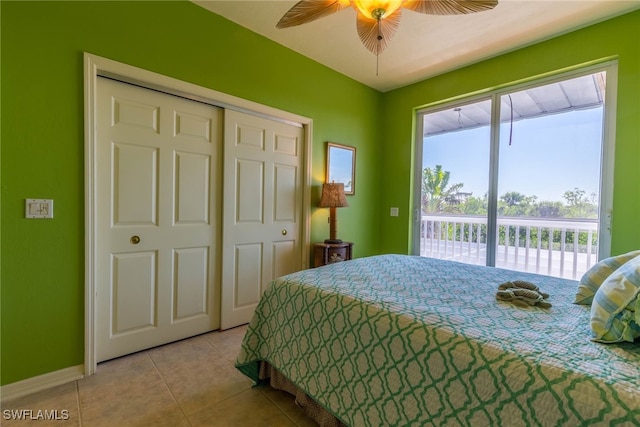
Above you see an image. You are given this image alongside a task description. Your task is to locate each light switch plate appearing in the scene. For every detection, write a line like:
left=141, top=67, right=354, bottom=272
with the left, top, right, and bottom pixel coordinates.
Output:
left=390, top=207, right=399, bottom=217
left=26, top=199, right=54, bottom=218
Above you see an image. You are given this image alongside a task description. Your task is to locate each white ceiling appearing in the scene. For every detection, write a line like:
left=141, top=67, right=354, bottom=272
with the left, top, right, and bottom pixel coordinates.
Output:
left=193, top=0, right=640, bottom=92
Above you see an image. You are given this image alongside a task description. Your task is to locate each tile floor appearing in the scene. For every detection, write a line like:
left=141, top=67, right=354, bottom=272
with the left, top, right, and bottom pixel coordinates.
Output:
left=1, top=326, right=317, bottom=426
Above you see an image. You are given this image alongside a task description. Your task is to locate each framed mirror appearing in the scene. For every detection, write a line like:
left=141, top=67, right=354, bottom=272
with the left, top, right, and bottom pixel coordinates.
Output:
left=326, top=142, right=356, bottom=195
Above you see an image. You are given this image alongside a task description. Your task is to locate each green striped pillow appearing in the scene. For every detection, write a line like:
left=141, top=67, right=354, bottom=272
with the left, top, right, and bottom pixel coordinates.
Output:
left=575, top=250, right=640, bottom=305
left=590, top=256, right=640, bottom=343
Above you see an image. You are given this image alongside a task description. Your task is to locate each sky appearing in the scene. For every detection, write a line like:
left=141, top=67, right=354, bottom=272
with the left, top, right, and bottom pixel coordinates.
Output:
left=422, top=107, right=603, bottom=203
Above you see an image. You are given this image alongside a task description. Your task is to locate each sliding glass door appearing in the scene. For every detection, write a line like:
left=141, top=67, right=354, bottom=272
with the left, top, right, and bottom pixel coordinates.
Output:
left=414, top=65, right=616, bottom=279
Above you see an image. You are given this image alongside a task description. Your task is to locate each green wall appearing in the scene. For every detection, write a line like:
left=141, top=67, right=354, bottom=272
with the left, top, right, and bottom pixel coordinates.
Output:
left=379, top=10, right=640, bottom=256
left=0, top=1, right=382, bottom=386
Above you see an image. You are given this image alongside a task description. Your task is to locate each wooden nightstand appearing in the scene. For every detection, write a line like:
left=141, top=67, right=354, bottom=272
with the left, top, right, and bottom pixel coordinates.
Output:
left=313, top=242, right=354, bottom=267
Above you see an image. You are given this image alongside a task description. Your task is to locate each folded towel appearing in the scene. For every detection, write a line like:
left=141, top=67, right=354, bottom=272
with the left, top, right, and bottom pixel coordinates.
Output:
left=498, top=280, right=549, bottom=299
left=496, top=287, right=552, bottom=308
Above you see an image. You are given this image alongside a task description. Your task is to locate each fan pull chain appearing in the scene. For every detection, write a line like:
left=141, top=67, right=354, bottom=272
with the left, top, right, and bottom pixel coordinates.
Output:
left=376, top=16, right=383, bottom=76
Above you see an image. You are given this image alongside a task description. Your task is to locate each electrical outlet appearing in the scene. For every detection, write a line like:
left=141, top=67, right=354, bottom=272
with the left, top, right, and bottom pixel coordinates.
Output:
left=26, top=199, right=54, bottom=219
left=390, top=207, right=399, bottom=217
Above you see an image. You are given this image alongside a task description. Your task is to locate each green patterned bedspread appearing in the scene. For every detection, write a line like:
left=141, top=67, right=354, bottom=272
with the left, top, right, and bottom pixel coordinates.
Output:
left=236, top=255, right=639, bottom=426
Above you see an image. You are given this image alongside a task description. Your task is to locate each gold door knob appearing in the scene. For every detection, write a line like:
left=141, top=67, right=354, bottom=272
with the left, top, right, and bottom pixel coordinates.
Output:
left=130, top=235, right=141, bottom=244
left=282, top=229, right=288, bottom=236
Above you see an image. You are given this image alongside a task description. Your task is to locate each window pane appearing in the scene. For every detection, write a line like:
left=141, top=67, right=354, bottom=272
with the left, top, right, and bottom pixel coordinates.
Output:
left=420, top=99, right=491, bottom=264
left=496, top=73, right=605, bottom=278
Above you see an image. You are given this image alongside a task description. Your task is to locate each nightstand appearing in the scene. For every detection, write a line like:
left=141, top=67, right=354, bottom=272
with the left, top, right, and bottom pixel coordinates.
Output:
left=313, top=242, right=354, bottom=267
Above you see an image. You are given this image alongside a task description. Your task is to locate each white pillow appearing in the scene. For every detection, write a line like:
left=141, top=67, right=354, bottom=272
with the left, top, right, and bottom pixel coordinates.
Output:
left=575, top=250, right=640, bottom=305
left=590, top=256, right=640, bottom=343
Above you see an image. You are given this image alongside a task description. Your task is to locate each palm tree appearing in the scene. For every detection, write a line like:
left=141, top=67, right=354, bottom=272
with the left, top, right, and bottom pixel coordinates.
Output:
left=501, top=191, right=526, bottom=207
left=422, top=165, right=464, bottom=213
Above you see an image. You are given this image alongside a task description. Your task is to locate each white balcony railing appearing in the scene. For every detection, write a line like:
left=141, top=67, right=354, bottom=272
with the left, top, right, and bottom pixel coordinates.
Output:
left=420, top=215, right=599, bottom=280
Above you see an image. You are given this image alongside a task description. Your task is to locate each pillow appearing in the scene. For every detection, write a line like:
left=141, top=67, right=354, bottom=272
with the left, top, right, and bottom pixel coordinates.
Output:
left=575, top=250, right=640, bottom=305
left=590, top=256, right=640, bottom=343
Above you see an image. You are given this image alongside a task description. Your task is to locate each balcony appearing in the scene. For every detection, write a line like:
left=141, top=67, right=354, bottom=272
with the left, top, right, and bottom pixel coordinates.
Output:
left=420, top=215, right=598, bottom=280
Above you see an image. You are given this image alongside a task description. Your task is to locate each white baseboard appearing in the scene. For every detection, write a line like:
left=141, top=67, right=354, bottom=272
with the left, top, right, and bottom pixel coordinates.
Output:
left=1, top=365, right=84, bottom=402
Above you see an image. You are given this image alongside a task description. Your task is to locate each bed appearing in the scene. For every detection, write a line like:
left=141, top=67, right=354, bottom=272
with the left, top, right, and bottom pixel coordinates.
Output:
left=235, top=254, right=639, bottom=426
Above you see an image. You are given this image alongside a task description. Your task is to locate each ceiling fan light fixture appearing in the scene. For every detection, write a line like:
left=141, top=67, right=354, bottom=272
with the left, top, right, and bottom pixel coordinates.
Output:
left=276, top=0, right=498, bottom=59
left=371, top=8, right=386, bottom=20
left=351, top=0, right=406, bottom=20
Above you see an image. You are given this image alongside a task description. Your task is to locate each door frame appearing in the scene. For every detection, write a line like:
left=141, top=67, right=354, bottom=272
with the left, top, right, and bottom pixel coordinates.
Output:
left=83, top=53, right=313, bottom=375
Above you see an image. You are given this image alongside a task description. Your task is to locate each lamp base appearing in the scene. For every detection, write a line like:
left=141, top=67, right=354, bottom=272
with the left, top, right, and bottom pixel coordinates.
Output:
left=324, top=239, right=343, bottom=244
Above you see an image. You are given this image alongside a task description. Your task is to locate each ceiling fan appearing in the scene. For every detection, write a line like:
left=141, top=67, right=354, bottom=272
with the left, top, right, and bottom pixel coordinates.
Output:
left=277, top=0, right=498, bottom=56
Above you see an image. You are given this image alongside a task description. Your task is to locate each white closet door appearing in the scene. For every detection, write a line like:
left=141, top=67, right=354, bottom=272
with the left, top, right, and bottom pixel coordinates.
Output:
left=96, top=77, right=221, bottom=362
left=221, top=110, right=304, bottom=329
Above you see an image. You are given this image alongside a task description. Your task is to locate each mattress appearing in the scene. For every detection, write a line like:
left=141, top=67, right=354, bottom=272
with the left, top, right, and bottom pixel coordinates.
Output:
left=236, top=254, right=640, bottom=426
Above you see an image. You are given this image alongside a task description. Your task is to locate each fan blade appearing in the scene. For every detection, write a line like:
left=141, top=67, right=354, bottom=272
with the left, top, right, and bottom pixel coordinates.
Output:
left=356, top=9, right=402, bottom=55
left=403, top=0, right=498, bottom=15
left=277, top=0, right=350, bottom=28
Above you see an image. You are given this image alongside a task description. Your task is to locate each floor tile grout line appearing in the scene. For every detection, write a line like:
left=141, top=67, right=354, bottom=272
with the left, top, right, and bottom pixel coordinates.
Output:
left=74, top=380, right=84, bottom=427
left=258, top=386, right=302, bottom=426
left=212, top=330, right=300, bottom=424
left=145, top=334, right=249, bottom=424
left=221, top=329, right=304, bottom=425
left=178, top=337, right=259, bottom=421
left=145, top=349, right=195, bottom=427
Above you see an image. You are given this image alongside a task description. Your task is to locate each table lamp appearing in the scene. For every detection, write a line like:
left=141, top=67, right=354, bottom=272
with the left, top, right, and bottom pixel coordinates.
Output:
left=319, top=183, right=349, bottom=244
